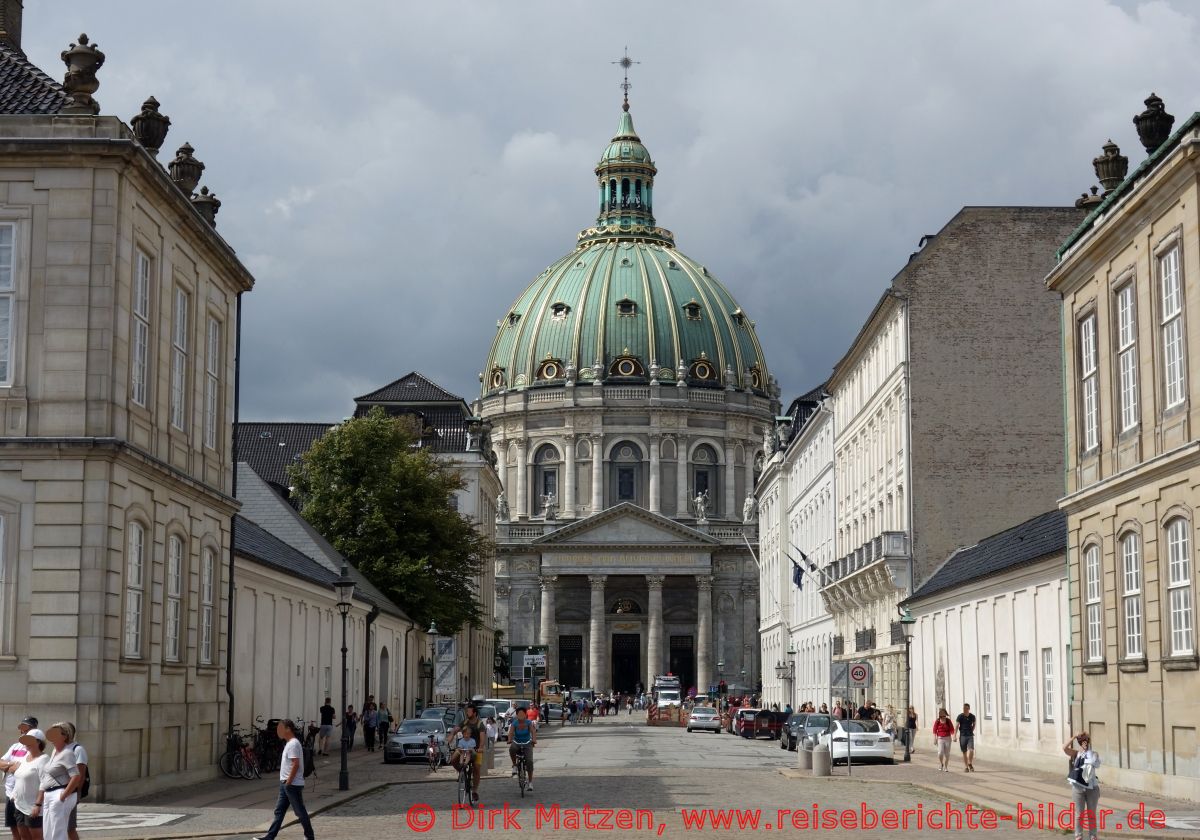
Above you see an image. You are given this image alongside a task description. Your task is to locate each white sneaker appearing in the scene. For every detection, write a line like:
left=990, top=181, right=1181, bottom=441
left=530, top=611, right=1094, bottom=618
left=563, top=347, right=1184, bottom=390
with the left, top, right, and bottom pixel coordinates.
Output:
left=526, top=783, right=533, bottom=791
left=511, top=768, right=517, bottom=776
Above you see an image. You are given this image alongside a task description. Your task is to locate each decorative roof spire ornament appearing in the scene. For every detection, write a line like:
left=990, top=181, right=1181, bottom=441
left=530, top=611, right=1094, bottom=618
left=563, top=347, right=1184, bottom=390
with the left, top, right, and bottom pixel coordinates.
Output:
left=1133, top=93, right=1175, bottom=155
left=60, top=33, right=104, bottom=115
left=130, top=96, right=171, bottom=157
left=612, top=47, right=639, bottom=112
left=1093, top=140, right=1128, bottom=195
left=168, top=142, right=204, bottom=195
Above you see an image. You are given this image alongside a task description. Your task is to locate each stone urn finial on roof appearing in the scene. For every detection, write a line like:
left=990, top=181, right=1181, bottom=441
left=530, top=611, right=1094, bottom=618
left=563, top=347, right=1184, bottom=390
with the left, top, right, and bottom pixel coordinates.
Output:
left=60, top=33, right=105, bottom=115
left=191, top=186, right=221, bottom=227
left=131, top=96, right=171, bottom=157
left=1092, top=140, right=1128, bottom=195
left=1133, top=93, right=1175, bottom=154
left=168, top=143, right=205, bottom=195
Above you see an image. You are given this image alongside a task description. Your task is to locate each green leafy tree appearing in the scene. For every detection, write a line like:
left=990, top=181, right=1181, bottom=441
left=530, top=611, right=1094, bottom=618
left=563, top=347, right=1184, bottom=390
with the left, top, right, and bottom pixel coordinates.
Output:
left=288, top=407, right=490, bottom=633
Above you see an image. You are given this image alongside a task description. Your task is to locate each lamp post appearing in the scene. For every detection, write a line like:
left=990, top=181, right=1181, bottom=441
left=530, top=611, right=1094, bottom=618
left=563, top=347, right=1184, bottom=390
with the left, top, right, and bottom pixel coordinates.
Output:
left=899, top=606, right=917, bottom=763
left=428, top=621, right=439, bottom=705
left=333, top=565, right=355, bottom=791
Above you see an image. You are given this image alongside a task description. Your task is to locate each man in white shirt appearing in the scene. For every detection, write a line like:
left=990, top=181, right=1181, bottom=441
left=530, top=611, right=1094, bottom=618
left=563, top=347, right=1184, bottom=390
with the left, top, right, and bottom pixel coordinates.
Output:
left=0, top=715, right=37, bottom=839
left=254, top=720, right=314, bottom=840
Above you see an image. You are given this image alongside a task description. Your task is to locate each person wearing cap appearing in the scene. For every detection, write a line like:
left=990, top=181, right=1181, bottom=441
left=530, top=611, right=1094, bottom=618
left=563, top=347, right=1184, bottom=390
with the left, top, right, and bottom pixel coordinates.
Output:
left=10, top=728, right=47, bottom=839
left=0, top=716, right=38, bottom=839
left=35, top=724, right=79, bottom=840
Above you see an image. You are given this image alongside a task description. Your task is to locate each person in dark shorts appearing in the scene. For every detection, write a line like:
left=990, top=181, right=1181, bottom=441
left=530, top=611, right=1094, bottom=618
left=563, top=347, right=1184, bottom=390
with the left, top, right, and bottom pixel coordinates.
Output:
left=318, top=698, right=336, bottom=756
left=955, top=703, right=977, bottom=771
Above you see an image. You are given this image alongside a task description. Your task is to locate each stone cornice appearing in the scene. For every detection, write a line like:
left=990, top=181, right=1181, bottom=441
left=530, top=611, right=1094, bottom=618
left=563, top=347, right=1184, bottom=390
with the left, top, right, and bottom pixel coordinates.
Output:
left=1060, top=440, right=1200, bottom=513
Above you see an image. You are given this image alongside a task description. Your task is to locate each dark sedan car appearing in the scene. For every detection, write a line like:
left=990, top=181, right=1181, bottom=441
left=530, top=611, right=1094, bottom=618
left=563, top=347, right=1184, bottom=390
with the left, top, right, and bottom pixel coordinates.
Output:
left=781, top=713, right=832, bottom=750
left=384, top=718, right=450, bottom=765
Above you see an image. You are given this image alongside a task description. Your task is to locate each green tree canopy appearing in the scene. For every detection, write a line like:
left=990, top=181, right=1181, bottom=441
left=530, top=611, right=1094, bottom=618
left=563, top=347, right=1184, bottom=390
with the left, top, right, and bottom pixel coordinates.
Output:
left=288, top=407, right=490, bottom=633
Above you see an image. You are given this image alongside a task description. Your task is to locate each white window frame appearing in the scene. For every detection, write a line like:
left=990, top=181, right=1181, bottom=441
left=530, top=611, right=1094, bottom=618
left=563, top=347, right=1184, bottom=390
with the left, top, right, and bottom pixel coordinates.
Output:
left=981, top=654, right=993, bottom=719
left=1019, top=650, right=1031, bottom=720
left=204, top=317, right=221, bottom=450
left=165, top=534, right=183, bottom=663
left=1121, top=533, right=1144, bottom=659
left=124, top=522, right=146, bottom=658
left=1160, top=247, right=1186, bottom=409
left=1116, top=283, right=1139, bottom=431
left=1041, top=647, right=1055, bottom=723
left=999, top=652, right=1011, bottom=719
left=199, top=547, right=215, bottom=665
left=0, top=223, right=15, bottom=386
left=1084, top=544, right=1103, bottom=662
left=170, top=287, right=189, bottom=430
left=131, top=250, right=152, bottom=406
left=1166, top=518, right=1194, bottom=656
left=1079, top=314, right=1099, bottom=452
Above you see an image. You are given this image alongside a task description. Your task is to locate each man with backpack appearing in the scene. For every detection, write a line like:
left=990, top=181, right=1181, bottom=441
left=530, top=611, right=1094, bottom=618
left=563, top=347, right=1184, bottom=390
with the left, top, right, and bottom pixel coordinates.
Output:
left=65, top=726, right=88, bottom=840
left=254, top=719, right=314, bottom=840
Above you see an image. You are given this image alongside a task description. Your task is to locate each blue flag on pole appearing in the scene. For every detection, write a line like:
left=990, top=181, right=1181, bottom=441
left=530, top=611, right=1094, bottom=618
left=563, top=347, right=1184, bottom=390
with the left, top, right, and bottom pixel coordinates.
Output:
left=791, top=560, right=804, bottom=590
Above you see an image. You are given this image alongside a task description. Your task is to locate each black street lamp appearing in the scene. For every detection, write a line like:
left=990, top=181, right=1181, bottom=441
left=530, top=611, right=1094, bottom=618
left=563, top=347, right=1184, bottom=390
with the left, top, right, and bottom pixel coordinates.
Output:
left=899, top=606, right=917, bottom=763
left=428, top=621, right=439, bottom=705
left=334, top=565, right=355, bottom=791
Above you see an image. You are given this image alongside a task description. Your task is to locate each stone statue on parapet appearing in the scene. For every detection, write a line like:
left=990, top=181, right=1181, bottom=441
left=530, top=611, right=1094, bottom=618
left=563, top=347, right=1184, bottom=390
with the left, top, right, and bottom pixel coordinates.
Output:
left=693, top=489, right=710, bottom=524
left=496, top=491, right=510, bottom=523
left=742, top=494, right=757, bottom=524
left=541, top=492, right=557, bottom=520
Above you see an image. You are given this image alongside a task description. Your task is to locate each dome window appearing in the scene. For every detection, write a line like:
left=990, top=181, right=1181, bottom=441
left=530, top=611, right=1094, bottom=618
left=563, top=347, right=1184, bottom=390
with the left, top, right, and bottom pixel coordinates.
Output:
left=489, top=367, right=506, bottom=390
left=616, top=298, right=638, bottom=318
left=732, top=308, right=747, bottom=327
left=508, top=311, right=521, bottom=326
left=609, top=355, right=645, bottom=378
left=668, top=260, right=680, bottom=270
left=536, top=357, right=565, bottom=382
left=683, top=300, right=702, bottom=321
left=749, top=365, right=764, bottom=390
left=551, top=302, right=571, bottom=321
left=689, top=357, right=718, bottom=382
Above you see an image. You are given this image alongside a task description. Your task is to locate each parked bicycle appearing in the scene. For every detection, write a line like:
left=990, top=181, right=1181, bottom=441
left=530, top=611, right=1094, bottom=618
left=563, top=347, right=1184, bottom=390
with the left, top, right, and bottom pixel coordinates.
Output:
left=218, top=729, right=261, bottom=780
left=427, top=733, right=441, bottom=772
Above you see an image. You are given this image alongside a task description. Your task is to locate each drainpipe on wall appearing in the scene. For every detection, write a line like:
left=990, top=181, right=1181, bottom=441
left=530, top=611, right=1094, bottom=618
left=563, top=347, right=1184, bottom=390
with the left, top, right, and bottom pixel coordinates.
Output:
left=363, top=604, right=380, bottom=702
left=225, top=291, right=243, bottom=737
left=401, top=624, right=415, bottom=717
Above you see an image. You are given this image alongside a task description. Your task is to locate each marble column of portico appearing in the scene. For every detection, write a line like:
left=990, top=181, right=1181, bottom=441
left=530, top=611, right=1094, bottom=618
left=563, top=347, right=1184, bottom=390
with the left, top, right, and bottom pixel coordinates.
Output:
left=563, top=434, right=577, bottom=518
left=646, top=575, right=665, bottom=688
left=588, top=575, right=607, bottom=690
left=724, top=442, right=736, bottom=518
left=696, top=575, right=713, bottom=695
left=649, top=435, right=661, bottom=514
left=591, top=434, right=604, bottom=515
left=676, top=437, right=688, bottom=515
left=515, top=440, right=529, bottom=518
left=539, top=575, right=557, bottom=677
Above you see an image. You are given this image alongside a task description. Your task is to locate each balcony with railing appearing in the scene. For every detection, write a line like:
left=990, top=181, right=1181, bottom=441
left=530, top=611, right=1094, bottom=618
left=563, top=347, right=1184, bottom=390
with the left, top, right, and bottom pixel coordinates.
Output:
left=820, top=530, right=911, bottom=606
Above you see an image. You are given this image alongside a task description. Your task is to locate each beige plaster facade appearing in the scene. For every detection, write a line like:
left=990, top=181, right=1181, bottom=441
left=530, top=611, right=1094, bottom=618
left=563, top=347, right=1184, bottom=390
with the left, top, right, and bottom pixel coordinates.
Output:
left=1048, top=119, right=1200, bottom=800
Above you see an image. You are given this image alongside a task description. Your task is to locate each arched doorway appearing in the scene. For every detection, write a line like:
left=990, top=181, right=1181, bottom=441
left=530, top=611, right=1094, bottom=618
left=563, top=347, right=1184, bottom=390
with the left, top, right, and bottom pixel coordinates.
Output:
left=379, top=646, right=390, bottom=707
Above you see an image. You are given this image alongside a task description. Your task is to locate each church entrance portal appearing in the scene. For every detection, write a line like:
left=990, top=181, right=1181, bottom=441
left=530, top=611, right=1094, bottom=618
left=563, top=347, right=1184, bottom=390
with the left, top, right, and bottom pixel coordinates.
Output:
left=559, top=635, right=583, bottom=689
left=669, top=636, right=695, bottom=694
left=611, top=634, right=640, bottom=694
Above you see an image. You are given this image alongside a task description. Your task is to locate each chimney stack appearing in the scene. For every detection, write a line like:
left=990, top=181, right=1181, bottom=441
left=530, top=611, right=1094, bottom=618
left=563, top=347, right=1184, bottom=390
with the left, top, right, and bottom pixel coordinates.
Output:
left=0, top=0, right=23, bottom=51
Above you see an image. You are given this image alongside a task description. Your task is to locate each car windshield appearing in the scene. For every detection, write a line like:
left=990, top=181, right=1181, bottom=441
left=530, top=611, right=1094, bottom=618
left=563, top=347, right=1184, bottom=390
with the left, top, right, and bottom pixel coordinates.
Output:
left=488, top=700, right=511, bottom=715
left=788, top=714, right=807, bottom=724
left=805, top=715, right=831, bottom=729
left=512, top=700, right=531, bottom=711
left=691, top=708, right=716, bottom=717
left=841, top=720, right=882, bottom=733
left=399, top=720, right=442, bottom=734
left=420, top=708, right=445, bottom=718
left=477, top=706, right=497, bottom=720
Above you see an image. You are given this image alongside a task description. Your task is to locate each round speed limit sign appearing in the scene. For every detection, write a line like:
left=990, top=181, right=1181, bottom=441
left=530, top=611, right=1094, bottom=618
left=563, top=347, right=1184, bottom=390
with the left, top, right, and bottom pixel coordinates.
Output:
left=849, top=664, right=868, bottom=684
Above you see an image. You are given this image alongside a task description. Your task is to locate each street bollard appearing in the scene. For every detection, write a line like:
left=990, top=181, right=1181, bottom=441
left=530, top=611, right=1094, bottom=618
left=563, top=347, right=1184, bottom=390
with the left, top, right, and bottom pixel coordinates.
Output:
left=811, top=743, right=831, bottom=777
left=796, top=741, right=812, bottom=770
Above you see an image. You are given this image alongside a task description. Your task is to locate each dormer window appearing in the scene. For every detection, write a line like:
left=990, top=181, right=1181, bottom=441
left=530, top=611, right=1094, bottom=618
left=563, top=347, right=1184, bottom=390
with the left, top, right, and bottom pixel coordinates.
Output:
left=489, top=367, right=506, bottom=389
left=508, top=311, right=521, bottom=326
left=690, top=357, right=717, bottom=382
left=732, top=308, right=747, bottom=327
left=609, top=355, right=645, bottom=378
left=536, top=358, right=565, bottom=381
left=668, top=260, right=680, bottom=270
left=551, top=302, right=571, bottom=321
left=616, top=298, right=637, bottom=317
left=683, top=300, right=702, bottom=321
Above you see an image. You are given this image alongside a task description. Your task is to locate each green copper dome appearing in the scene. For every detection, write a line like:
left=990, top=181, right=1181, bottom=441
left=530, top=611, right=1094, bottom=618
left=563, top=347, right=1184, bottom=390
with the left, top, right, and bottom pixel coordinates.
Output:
left=481, top=107, right=771, bottom=397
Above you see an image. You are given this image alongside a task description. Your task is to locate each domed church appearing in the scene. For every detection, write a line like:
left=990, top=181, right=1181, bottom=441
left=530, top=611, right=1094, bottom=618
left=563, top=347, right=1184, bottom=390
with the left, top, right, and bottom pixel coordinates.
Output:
left=480, top=89, right=779, bottom=697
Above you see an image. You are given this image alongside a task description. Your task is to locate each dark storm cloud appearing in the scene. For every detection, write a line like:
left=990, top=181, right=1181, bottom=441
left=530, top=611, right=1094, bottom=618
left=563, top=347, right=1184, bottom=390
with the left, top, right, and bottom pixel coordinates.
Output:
left=22, top=0, right=1200, bottom=418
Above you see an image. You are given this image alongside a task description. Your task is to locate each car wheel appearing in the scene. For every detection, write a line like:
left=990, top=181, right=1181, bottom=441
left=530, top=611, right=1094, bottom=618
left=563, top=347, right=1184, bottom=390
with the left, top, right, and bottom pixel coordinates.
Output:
left=686, top=728, right=692, bottom=733
left=779, top=736, right=786, bottom=750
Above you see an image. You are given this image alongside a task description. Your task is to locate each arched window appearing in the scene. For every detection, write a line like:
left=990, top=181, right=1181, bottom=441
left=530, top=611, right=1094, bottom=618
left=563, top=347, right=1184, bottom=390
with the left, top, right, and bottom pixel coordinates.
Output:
left=1083, top=543, right=1103, bottom=662
left=165, top=534, right=185, bottom=662
left=200, top=547, right=216, bottom=665
left=610, top=441, right=643, bottom=504
left=534, top=444, right=560, bottom=514
left=1166, top=518, right=1195, bottom=656
left=125, top=522, right=146, bottom=658
left=691, top=444, right=719, bottom=515
left=1120, top=532, right=1143, bottom=659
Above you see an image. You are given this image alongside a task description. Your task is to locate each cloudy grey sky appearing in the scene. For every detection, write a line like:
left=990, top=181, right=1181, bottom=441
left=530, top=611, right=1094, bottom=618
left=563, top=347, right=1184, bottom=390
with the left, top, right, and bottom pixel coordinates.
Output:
left=24, top=0, right=1200, bottom=419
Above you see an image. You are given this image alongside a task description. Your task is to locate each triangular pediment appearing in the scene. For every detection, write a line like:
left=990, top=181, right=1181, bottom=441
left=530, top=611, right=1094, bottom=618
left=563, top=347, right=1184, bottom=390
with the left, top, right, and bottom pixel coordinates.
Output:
left=531, top=503, right=720, bottom=547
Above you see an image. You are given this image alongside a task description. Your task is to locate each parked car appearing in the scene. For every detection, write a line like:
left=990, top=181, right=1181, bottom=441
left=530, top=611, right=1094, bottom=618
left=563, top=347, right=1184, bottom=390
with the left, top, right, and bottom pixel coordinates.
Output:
left=384, top=718, right=449, bottom=765
left=732, top=708, right=760, bottom=738
left=781, top=712, right=833, bottom=750
left=485, top=698, right=513, bottom=724
left=687, top=706, right=721, bottom=733
left=818, top=719, right=895, bottom=765
left=476, top=704, right=499, bottom=735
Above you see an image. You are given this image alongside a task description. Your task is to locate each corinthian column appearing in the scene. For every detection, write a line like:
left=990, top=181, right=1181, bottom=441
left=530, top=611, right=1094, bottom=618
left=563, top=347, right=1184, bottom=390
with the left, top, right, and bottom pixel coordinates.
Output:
left=563, top=434, right=577, bottom=518
left=646, top=575, right=665, bottom=689
left=589, top=575, right=607, bottom=690
left=515, top=439, right=529, bottom=519
left=696, top=575, right=713, bottom=695
left=591, top=434, right=604, bottom=515
left=676, top=436, right=689, bottom=516
left=539, top=575, right=557, bottom=676
left=649, top=435, right=661, bottom=514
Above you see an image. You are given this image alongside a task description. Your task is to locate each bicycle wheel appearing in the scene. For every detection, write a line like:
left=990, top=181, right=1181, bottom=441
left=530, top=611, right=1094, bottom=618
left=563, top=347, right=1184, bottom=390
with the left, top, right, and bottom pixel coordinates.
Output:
left=240, top=751, right=258, bottom=780
left=517, top=757, right=527, bottom=798
left=457, top=769, right=471, bottom=805
left=219, top=749, right=240, bottom=779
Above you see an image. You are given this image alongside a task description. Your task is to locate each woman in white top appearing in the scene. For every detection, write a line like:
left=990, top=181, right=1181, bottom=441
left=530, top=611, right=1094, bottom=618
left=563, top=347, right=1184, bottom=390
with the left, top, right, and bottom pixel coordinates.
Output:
left=11, top=728, right=48, bottom=840
left=1064, top=731, right=1102, bottom=840
left=34, top=725, right=79, bottom=840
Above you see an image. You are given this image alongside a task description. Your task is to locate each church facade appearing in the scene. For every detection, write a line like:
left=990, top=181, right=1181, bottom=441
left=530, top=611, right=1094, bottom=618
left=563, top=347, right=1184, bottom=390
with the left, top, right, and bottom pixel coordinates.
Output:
left=479, top=98, right=777, bottom=697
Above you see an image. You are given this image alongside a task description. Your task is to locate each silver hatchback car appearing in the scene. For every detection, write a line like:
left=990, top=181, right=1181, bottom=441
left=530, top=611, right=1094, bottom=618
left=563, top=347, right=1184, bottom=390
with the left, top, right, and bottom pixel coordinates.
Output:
left=687, top=706, right=721, bottom=733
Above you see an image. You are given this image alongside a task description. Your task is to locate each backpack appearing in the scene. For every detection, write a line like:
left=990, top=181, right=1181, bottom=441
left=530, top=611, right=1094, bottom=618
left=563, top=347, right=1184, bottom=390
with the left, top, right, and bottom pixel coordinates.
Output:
left=79, top=765, right=91, bottom=799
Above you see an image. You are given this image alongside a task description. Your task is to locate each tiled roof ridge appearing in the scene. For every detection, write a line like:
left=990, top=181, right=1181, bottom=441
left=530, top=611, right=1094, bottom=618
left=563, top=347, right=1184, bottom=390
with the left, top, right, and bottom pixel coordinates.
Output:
left=355, top=371, right=464, bottom=403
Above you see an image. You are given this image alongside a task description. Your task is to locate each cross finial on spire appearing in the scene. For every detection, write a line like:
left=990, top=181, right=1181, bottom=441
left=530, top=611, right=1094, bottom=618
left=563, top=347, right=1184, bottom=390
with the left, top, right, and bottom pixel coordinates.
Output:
left=612, top=47, right=639, bottom=112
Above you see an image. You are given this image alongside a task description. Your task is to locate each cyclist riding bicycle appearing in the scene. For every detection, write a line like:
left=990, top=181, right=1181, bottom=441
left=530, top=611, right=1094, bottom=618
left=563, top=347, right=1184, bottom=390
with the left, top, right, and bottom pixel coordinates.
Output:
left=449, top=723, right=479, bottom=802
left=449, top=704, right=485, bottom=801
left=507, top=707, right=537, bottom=791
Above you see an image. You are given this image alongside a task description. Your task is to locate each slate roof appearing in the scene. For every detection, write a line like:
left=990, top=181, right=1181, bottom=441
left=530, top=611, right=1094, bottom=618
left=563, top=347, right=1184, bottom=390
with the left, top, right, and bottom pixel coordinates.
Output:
left=0, top=42, right=66, bottom=114
left=234, top=515, right=341, bottom=589
left=355, top=371, right=463, bottom=404
left=904, top=509, right=1066, bottom=604
left=236, top=422, right=335, bottom=491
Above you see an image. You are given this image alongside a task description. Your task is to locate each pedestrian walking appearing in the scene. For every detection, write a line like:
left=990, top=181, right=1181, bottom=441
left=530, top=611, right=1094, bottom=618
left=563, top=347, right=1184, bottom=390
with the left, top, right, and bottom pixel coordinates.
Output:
left=9, top=728, right=47, bottom=840
left=38, top=723, right=82, bottom=840
left=882, top=705, right=897, bottom=741
left=1, top=715, right=38, bottom=839
left=362, top=704, right=379, bottom=753
left=955, top=703, right=977, bottom=772
left=932, top=708, right=954, bottom=771
left=904, top=705, right=918, bottom=754
left=253, top=720, right=315, bottom=840
left=63, top=726, right=87, bottom=840
left=317, top=698, right=335, bottom=756
left=343, top=705, right=358, bottom=751
left=1064, top=731, right=1102, bottom=840
left=378, top=705, right=392, bottom=742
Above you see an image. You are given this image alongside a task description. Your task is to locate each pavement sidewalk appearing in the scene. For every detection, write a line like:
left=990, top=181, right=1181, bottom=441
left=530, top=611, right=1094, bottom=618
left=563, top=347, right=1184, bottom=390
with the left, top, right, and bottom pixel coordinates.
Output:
left=781, top=743, right=1200, bottom=839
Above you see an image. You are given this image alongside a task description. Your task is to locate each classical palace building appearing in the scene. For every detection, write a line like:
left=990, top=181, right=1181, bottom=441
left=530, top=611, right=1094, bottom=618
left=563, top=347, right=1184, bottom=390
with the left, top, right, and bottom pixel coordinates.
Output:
left=480, top=94, right=776, bottom=697
left=1048, top=94, right=1200, bottom=799
left=822, top=206, right=1083, bottom=711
